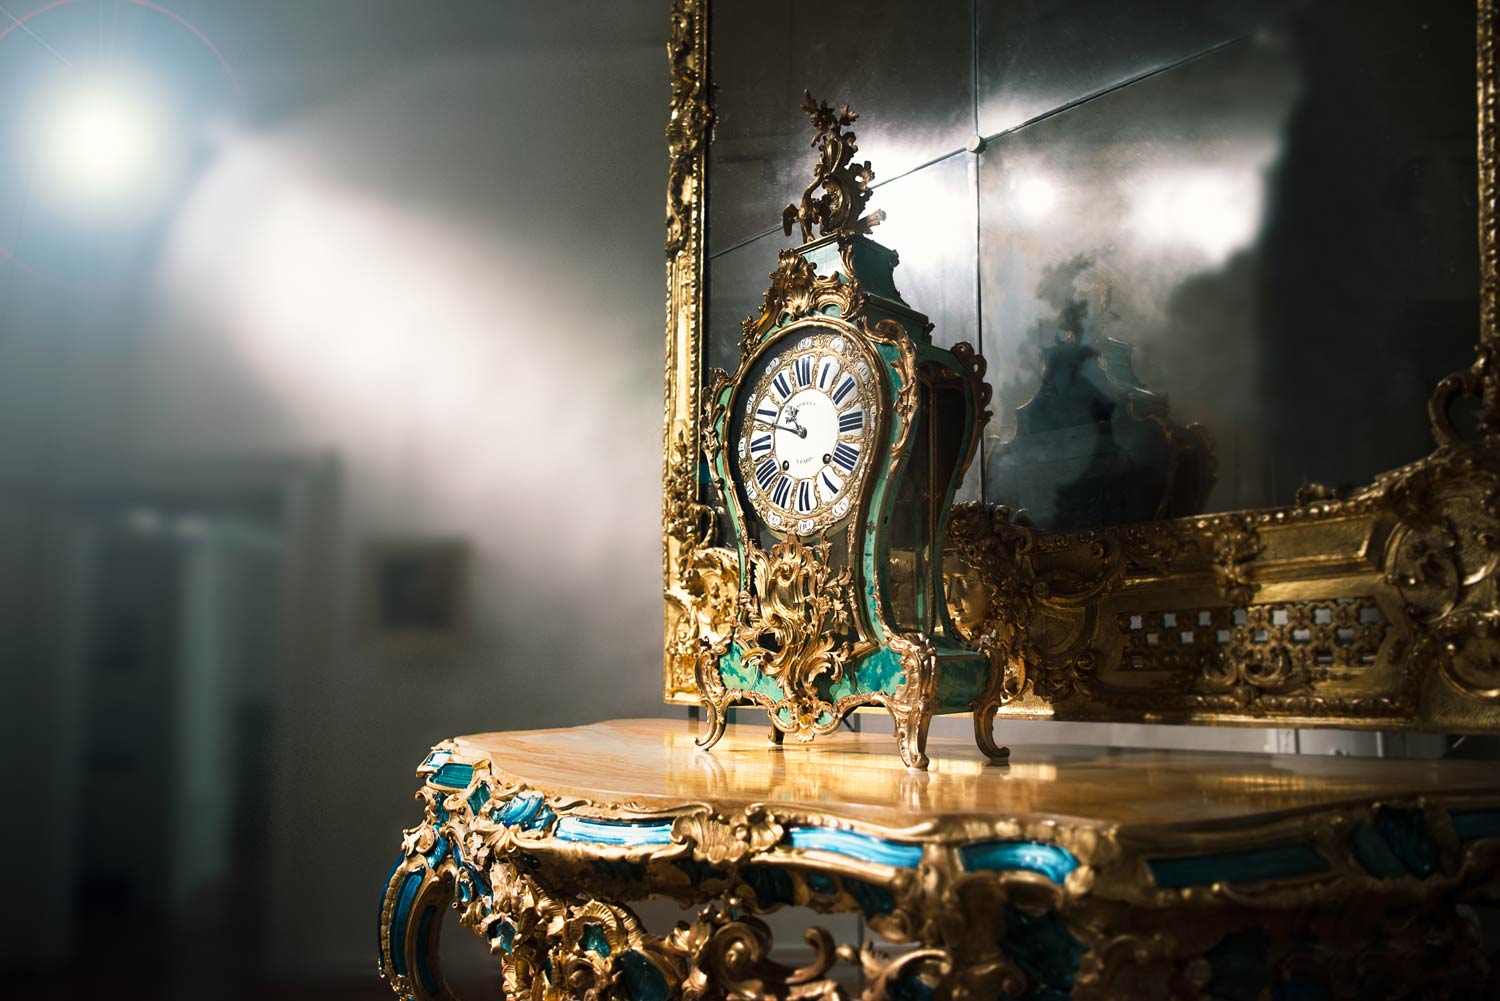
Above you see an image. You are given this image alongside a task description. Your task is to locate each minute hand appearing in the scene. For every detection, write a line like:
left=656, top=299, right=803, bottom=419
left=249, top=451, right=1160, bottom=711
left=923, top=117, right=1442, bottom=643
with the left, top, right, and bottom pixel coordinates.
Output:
left=755, top=419, right=807, bottom=438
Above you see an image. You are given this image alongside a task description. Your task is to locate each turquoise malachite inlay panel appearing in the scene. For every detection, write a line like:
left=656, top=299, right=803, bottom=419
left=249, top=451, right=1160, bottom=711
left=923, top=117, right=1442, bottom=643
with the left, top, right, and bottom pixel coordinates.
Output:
left=491, top=918, right=516, bottom=953
left=529, top=803, right=557, bottom=831
left=806, top=872, right=837, bottom=895
left=414, top=905, right=441, bottom=996
left=1002, top=904, right=1085, bottom=992
left=718, top=644, right=785, bottom=703
left=1148, top=843, right=1328, bottom=889
left=621, top=951, right=670, bottom=1001
left=554, top=816, right=675, bottom=847
left=933, top=654, right=989, bottom=709
left=1453, top=809, right=1500, bottom=841
left=581, top=924, right=612, bottom=957
left=960, top=841, right=1079, bottom=884
left=430, top=762, right=474, bottom=789
left=853, top=647, right=905, bottom=694
left=467, top=784, right=490, bottom=816
left=826, top=647, right=907, bottom=702
left=494, top=792, right=545, bottom=827
left=786, top=827, right=924, bottom=867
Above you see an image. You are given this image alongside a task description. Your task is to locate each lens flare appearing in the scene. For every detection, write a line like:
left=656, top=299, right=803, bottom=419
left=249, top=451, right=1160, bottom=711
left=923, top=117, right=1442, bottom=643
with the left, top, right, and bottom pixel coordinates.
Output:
left=41, top=75, right=164, bottom=203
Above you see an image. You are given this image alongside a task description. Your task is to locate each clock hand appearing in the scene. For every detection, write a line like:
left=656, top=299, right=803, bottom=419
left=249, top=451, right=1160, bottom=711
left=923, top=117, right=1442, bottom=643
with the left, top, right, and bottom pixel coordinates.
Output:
left=782, top=403, right=808, bottom=434
left=754, top=419, right=807, bottom=438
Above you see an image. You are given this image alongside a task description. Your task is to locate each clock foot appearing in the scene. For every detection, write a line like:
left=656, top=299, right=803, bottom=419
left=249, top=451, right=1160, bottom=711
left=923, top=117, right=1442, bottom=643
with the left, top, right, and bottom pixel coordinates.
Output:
left=973, top=700, right=1011, bottom=762
left=891, top=706, right=932, bottom=770
left=769, top=725, right=785, bottom=746
left=695, top=699, right=728, bottom=751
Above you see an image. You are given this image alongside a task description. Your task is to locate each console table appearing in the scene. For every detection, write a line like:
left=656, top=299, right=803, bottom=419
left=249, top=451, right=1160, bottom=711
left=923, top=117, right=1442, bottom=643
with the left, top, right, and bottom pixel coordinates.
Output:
left=377, top=719, right=1500, bottom=999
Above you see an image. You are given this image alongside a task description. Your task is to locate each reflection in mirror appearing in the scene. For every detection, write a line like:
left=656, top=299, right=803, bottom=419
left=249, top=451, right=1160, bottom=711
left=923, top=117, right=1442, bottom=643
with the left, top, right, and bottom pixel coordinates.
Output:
left=975, top=0, right=1285, bottom=139
left=705, top=0, right=1481, bottom=535
left=708, top=0, right=971, bottom=255
left=979, top=2, right=1478, bottom=528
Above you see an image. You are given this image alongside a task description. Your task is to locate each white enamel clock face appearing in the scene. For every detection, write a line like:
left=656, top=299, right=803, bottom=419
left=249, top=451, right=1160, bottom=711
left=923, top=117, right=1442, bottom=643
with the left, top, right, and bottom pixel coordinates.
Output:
left=733, top=327, right=878, bottom=535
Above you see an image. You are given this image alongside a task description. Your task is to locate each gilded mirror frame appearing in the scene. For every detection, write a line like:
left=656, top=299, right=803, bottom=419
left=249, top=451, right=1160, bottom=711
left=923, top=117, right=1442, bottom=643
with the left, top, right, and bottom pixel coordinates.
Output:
left=662, top=0, right=1500, bottom=733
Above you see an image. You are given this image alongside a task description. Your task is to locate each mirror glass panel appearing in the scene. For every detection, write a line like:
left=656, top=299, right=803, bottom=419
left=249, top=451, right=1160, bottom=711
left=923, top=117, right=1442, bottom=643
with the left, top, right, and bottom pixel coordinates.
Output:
left=706, top=0, right=1479, bottom=532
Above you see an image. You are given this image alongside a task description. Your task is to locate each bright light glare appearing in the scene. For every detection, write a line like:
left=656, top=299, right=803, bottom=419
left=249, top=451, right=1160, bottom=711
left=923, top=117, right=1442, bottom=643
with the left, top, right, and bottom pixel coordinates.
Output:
left=1012, top=175, right=1057, bottom=223
left=1127, top=167, right=1265, bottom=264
left=40, top=76, right=163, bottom=203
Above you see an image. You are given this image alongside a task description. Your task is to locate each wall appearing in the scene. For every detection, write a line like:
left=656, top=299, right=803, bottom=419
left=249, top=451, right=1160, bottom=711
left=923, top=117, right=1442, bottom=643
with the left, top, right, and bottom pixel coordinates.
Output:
left=0, top=0, right=670, bottom=982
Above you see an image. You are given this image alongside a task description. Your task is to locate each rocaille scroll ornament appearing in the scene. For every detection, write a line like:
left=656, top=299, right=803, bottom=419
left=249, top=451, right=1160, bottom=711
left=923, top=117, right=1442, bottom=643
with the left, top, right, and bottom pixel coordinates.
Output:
left=736, top=535, right=856, bottom=738
left=782, top=91, right=874, bottom=244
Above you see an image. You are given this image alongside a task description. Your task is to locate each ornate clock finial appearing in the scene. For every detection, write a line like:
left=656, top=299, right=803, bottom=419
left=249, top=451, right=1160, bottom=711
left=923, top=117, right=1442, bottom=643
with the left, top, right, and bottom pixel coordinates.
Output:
left=781, top=91, right=877, bottom=244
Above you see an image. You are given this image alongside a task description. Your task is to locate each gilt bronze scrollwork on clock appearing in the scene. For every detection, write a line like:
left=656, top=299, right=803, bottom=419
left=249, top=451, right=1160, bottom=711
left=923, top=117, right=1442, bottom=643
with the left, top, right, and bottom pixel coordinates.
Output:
left=693, top=94, right=1000, bottom=769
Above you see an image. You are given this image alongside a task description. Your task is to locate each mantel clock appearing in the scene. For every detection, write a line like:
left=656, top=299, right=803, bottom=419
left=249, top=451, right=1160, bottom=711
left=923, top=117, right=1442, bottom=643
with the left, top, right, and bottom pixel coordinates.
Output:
left=696, top=94, right=1002, bottom=769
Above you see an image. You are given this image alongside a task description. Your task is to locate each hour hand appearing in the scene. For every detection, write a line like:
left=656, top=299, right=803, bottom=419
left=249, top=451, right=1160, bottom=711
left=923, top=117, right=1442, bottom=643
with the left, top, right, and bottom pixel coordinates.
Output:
left=755, top=419, right=807, bottom=438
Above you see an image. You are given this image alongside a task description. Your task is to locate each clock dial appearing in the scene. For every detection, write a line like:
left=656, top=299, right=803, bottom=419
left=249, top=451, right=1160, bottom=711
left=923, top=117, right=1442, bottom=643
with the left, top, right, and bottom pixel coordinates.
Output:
left=732, top=327, right=878, bottom=535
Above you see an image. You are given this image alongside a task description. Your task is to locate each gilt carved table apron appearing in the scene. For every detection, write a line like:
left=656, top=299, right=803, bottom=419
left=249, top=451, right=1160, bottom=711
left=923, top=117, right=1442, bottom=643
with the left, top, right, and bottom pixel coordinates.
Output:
left=377, top=719, right=1500, bottom=999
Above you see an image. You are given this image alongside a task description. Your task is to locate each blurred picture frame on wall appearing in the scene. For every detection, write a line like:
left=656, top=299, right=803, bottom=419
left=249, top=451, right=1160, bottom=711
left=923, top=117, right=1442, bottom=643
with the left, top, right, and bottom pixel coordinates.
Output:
left=360, top=538, right=470, bottom=658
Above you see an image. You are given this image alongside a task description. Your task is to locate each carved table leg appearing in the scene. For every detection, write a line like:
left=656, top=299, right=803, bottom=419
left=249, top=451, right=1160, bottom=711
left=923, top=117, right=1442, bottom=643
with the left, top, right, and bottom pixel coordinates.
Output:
left=378, top=841, right=458, bottom=1000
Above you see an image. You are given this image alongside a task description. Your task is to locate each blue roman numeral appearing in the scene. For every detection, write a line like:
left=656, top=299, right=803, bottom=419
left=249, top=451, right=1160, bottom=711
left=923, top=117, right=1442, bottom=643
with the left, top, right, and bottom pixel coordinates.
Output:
left=833, top=442, right=860, bottom=473
left=838, top=410, right=864, bottom=433
left=817, top=357, right=837, bottom=389
left=832, top=375, right=857, bottom=406
left=773, top=371, right=793, bottom=399
left=772, top=476, right=792, bottom=508
left=797, top=480, right=813, bottom=512
left=795, top=355, right=813, bottom=387
left=750, top=434, right=772, bottom=456
left=755, top=458, right=779, bottom=489
left=821, top=471, right=839, bottom=495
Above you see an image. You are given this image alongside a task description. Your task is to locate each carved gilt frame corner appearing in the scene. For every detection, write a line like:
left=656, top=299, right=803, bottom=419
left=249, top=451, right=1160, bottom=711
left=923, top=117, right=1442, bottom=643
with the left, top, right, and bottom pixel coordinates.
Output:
left=662, top=0, right=1500, bottom=731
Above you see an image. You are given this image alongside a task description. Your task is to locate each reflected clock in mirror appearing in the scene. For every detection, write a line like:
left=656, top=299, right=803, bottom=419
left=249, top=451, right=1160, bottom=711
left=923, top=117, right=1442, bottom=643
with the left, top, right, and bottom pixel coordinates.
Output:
left=730, top=324, right=879, bottom=536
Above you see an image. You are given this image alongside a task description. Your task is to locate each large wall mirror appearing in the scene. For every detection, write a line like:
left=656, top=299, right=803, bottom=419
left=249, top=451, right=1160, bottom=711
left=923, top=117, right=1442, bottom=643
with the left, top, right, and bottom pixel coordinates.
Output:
left=663, top=0, right=1500, bottom=731
left=709, top=0, right=1477, bottom=526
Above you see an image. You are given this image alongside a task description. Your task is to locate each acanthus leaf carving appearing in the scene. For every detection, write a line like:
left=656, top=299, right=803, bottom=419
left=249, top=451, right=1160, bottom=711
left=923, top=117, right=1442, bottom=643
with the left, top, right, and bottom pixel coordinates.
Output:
left=737, top=534, right=856, bottom=740
left=740, top=250, right=866, bottom=361
left=781, top=91, right=874, bottom=244
left=670, top=806, right=785, bottom=865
